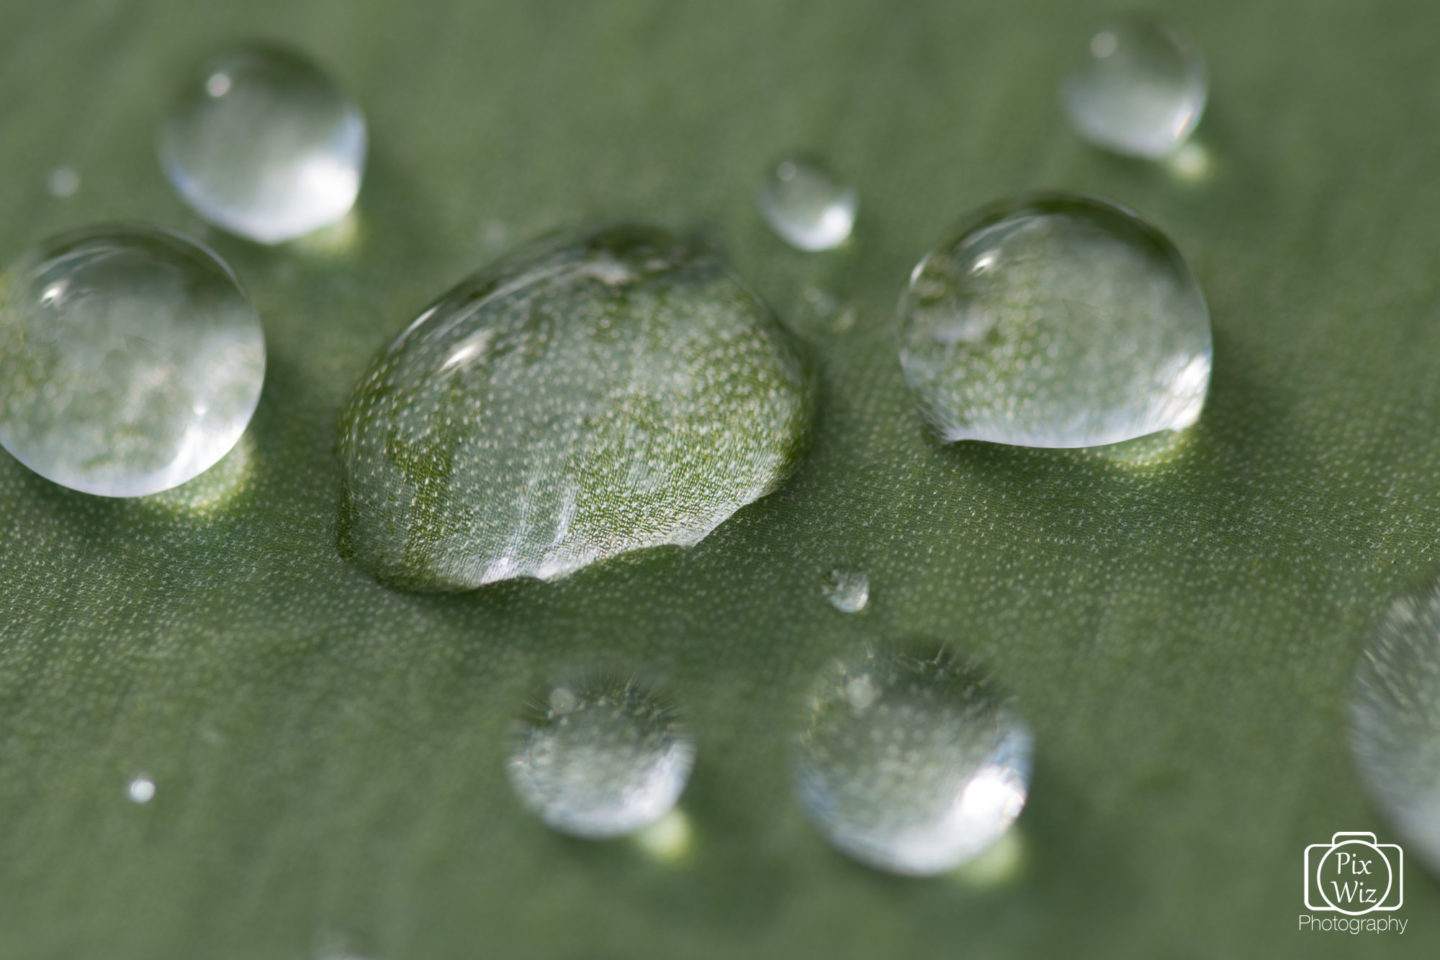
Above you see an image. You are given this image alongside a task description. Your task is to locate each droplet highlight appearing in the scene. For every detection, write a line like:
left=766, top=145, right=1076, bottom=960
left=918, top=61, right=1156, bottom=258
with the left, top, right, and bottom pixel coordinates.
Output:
left=338, top=226, right=812, bottom=591
left=822, top=567, right=869, bottom=614
left=793, top=646, right=1033, bottom=876
left=506, top=675, right=695, bottom=839
left=127, top=776, right=156, bottom=804
left=0, top=225, right=265, bottom=497
left=159, top=44, right=366, bottom=243
left=1062, top=17, right=1208, bottom=159
left=1351, top=586, right=1440, bottom=876
left=756, top=156, right=857, bottom=251
left=899, top=193, right=1211, bottom=448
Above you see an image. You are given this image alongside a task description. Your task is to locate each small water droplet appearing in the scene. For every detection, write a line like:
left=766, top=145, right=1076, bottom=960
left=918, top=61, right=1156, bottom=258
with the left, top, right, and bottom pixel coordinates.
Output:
left=1062, top=16, right=1208, bottom=159
left=794, top=646, right=1033, bottom=876
left=899, top=193, right=1211, bottom=448
left=506, top=674, right=695, bottom=838
left=46, top=167, right=80, bottom=198
left=632, top=808, right=695, bottom=863
left=756, top=155, right=857, bottom=251
left=823, top=567, right=870, bottom=614
left=1351, top=586, right=1440, bottom=876
left=338, top=226, right=813, bottom=591
left=159, top=44, right=366, bottom=243
left=127, top=776, right=156, bottom=804
left=0, top=225, right=265, bottom=497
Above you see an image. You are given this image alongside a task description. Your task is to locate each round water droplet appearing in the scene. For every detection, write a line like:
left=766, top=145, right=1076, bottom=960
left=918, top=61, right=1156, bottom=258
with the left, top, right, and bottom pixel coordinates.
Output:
left=127, top=776, right=156, bottom=804
left=506, top=675, right=695, bottom=838
left=338, top=226, right=812, bottom=590
left=1351, top=587, right=1440, bottom=876
left=0, top=225, right=265, bottom=497
left=158, top=44, right=366, bottom=244
left=822, top=567, right=869, bottom=614
left=47, top=167, right=80, bottom=198
left=756, top=156, right=857, bottom=251
left=1062, top=17, right=1207, bottom=159
left=794, top=646, right=1033, bottom=876
left=899, top=193, right=1211, bottom=448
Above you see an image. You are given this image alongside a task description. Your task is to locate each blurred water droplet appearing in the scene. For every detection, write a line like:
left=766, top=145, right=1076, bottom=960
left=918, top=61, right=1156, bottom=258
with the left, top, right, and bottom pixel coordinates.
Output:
left=794, top=646, right=1033, bottom=876
left=899, top=193, right=1210, bottom=448
left=0, top=225, right=265, bottom=497
left=507, top=675, right=695, bottom=838
left=338, top=226, right=812, bottom=591
left=46, top=167, right=80, bottom=198
left=1062, top=16, right=1207, bottom=159
left=823, top=567, right=870, bottom=614
left=1351, top=586, right=1440, bottom=876
left=127, top=776, right=156, bottom=804
left=159, top=44, right=366, bottom=243
left=756, top=156, right=857, bottom=251
left=632, top=808, right=695, bottom=863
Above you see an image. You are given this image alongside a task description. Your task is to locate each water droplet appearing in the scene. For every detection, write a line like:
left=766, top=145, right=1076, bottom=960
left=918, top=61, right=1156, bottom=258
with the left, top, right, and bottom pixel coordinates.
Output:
left=159, top=44, right=366, bottom=244
left=127, top=776, right=156, bottom=804
left=0, top=225, right=265, bottom=497
left=506, top=675, right=695, bottom=838
left=1351, top=586, right=1440, bottom=875
left=899, top=193, right=1211, bottom=448
left=756, top=156, right=857, bottom=251
left=1062, top=17, right=1208, bottom=159
left=793, top=646, right=1033, bottom=875
left=47, top=167, right=80, bottom=198
left=338, top=226, right=813, bottom=590
left=822, top=567, right=869, bottom=614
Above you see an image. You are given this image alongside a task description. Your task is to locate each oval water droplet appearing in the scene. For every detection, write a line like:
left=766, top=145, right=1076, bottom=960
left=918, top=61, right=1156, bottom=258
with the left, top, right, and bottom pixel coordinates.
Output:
left=338, top=226, right=812, bottom=590
left=822, top=567, right=869, bottom=614
left=0, top=225, right=265, bottom=497
left=756, top=156, right=857, bottom=251
left=793, top=646, right=1033, bottom=876
left=899, top=193, right=1211, bottom=448
left=1062, top=17, right=1207, bottom=159
left=1351, top=586, right=1440, bottom=875
left=159, top=44, right=366, bottom=244
left=506, top=675, right=695, bottom=839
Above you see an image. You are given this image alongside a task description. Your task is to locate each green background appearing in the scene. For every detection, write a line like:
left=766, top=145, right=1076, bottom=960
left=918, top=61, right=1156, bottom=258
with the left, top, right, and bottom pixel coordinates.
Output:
left=1, top=0, right=1436, bottom=956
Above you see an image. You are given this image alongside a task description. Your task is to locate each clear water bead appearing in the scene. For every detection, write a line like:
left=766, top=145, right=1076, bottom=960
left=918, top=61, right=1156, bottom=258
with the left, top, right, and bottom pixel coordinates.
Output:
left=506, top=676, right=695, bottom=838
left=899, top=193, right=1211, bottom=448
left=1351, top=587, right=1440, bottom=876
left=822, top=567, right=869, bottom=614
left=756, top=156, right=857, bottom=251
left=159, top=44, right=366, bottom=244
left=1062, top=17, right=1208, bottom=159
left=793, top=646, right=1033, bottom=875
left=338, top=225, right=812, bottom=591
left=0, top=226, right=265, bottom=497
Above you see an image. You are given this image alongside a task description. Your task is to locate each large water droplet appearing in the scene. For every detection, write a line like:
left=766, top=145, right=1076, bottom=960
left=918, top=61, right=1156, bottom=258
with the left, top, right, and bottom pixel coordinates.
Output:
left=159, top=44, right=366, bottom=244
left=0, top=225, right=265, bottom=497
left=338, top=226, right=812, bottom=591
left=899, top=193, right=1210, bottom=448
left=794, top=646, right=1033, bottom=876
left=1062, top=17, right=1207, bottom=159
left=756, top=156, right=858, bottom=251
left=506, top=675, right=695, bottom=839
left=1351, top=586, right=1440, bottom=875
left=822, top=567, right=869, bottom=614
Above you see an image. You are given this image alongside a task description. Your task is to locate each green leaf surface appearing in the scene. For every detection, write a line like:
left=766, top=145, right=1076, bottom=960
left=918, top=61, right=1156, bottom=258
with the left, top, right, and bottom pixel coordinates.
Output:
left=1, top=1, right=1437, bottom=957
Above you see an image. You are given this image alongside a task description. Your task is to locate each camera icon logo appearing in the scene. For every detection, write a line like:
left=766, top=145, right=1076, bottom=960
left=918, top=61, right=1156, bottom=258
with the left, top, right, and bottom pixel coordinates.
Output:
left=1303, top=832, right=1403, bottom=915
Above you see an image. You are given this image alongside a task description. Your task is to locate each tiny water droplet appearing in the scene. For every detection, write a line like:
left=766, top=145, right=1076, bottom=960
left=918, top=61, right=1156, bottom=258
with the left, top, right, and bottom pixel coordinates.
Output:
left=794, top=646, right=1033, bottom=876
left=1062, top=16, right=1207, bottom=159
left=823, top=567, right=869, bottom=614
left=0, top=225, right=265, bottom=497
left=1351, top=586, right=1440, bottom=876
left=47, top=167, right=80, bottom=198
left=159, top=44, right=366, bottom=243
left=756, top=156, right=857, bottom=251
left=899, top=193, right=1211, bottom=448
left=338, top=226, right=812, bottom=591
left=127, top=776, right=156, bottom=804
left=506, top=674, right=695, bottom=838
